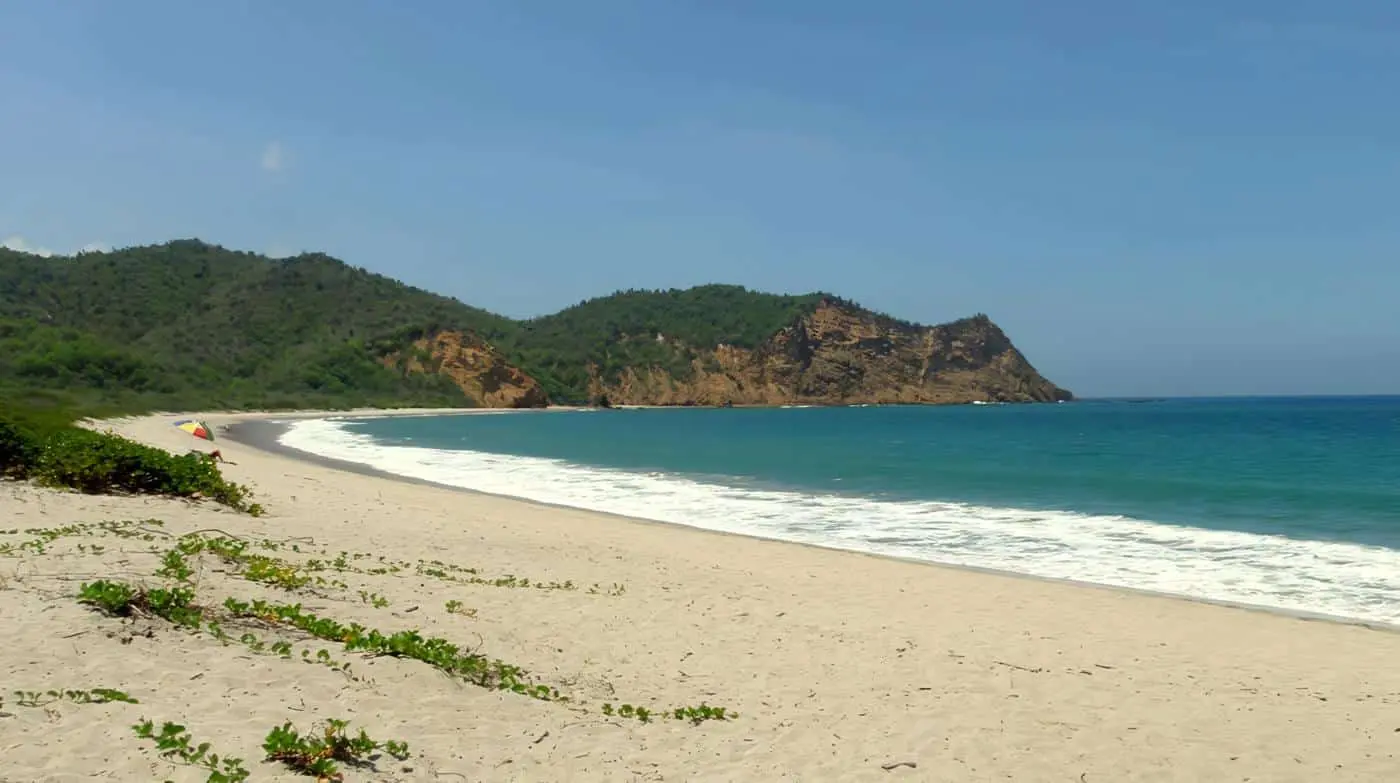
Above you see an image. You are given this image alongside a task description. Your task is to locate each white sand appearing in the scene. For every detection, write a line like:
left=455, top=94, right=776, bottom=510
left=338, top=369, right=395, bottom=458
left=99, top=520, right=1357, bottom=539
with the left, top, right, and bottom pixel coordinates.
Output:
left=2, top=411, right=1398, bottom=782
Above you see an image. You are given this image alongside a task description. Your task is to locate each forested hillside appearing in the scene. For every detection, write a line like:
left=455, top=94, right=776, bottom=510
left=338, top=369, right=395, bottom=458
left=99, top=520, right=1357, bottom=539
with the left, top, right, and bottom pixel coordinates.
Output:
left=498, top=286, right=831, bottom=402
left=0, top=240, right=1068, bottom=410
left=0, top=240, right=505, bottom=410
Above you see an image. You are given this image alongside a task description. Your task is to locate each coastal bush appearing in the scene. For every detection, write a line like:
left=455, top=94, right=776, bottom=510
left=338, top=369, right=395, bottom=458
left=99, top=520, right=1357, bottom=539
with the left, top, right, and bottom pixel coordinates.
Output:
left=35, top=428, right=259, bottom=512
left=0, top=407, right=261, bottom=514
left=0, top=402, right=68, bottom=478
left=0, top=418, right=38, bottom=478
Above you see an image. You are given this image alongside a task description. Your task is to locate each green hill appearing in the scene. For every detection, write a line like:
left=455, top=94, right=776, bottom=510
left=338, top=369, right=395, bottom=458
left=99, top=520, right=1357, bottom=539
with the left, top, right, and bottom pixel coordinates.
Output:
left=0, top=239, right=1068, bottom=411
left=0, top=240, right=513, bottom=410
left=496, top=285, right=831, bottom=402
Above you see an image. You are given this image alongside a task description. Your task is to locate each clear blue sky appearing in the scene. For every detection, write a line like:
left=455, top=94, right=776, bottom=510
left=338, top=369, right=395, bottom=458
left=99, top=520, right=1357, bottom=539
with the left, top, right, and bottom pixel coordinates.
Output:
left=3, top=1, right=1398, bottom=398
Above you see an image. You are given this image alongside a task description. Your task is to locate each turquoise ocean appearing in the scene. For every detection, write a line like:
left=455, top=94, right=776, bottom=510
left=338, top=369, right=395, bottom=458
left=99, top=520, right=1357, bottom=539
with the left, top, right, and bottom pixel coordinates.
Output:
left=277, top=397, right=1400, bottom=626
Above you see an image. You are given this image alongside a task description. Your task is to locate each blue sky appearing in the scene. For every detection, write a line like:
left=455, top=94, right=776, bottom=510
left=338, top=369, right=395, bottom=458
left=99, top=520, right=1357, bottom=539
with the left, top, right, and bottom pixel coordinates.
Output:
left=3, top=1, right=1398, bottom=397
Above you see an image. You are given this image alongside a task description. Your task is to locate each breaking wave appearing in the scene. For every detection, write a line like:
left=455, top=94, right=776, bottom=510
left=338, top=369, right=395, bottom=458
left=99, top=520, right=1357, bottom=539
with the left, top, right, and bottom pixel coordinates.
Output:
left=280, top=417, right=1400, bottom=628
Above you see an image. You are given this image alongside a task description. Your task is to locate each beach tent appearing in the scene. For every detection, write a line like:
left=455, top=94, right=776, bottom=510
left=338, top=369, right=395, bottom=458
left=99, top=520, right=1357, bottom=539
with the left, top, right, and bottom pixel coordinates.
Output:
left=174, top=419, right=215, bottom=442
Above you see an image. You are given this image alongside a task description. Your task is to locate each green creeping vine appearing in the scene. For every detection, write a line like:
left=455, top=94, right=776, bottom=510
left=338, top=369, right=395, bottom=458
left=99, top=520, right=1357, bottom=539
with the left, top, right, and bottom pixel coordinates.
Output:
left=78, top=579, right=360, bottom=680
left=133, top=720, right=251, bottom=783
left=70, top=538, right=735, bottom=742
left=2, top=688, right=137, bottom=709
left=152, top=533, right=620, bottom=599
left=0, top=519, right=161, bottom=556
left=602, top=702, right=652, bottom=722
left=77, top=580, right=204, bottom=627
left=357, top=589, right=389, bottom=608
left=443, top=599, right=476, bottom=618
left=223, top=597, right=560, bottom=699
left=309, top=550, right=615, bottom=594
left=263, top=718, right=409, bottom=781
left=670, top=703, right=735, bottom=724
left=414, top=558, right=579, bottom=591
left=602, top=701, right=736, bottom=725
left=164, top=535, right=314, bottom=590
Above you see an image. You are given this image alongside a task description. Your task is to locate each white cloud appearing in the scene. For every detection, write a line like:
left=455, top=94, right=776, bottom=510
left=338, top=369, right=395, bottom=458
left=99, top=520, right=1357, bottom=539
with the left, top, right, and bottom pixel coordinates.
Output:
left=260, top=141, right=286, bottom=172
left=2, top=235, right=111, bottom=257
left=3, top=235, right=56, bottom=257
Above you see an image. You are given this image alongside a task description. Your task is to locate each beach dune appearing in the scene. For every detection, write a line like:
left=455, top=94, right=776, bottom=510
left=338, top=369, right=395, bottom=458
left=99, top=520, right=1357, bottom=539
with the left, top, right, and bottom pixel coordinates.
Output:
left=2, top=411, right=1398, bottom=781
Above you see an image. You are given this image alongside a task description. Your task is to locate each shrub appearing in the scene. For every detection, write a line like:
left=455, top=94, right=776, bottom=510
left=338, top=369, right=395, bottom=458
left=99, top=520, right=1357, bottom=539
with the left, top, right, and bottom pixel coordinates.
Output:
left=0, top=402, right=68, bottom=478
left=0, top=407, right=260, bottom=514
left=0, top=419, right=39, bottom=478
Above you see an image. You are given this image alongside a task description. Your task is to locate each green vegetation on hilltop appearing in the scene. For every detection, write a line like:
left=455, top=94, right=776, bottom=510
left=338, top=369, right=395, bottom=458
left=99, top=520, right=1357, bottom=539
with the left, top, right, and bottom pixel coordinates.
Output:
left=0, top=240, right=848, bottom=408
left=0, top=240, right=510, bottom=410
left=500, top=285, right=828, bottom=401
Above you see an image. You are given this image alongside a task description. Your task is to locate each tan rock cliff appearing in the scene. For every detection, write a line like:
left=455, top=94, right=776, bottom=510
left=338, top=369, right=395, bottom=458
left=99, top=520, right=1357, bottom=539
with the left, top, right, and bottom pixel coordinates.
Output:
left=384, top=332, right=549, bottom=409
left=587, top=301, right=1070, bottom=407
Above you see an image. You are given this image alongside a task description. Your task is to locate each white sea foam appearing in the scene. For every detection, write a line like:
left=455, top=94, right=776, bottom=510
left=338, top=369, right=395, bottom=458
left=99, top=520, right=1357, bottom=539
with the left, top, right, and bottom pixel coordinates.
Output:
left=280, top=418, right=1400, bottom=628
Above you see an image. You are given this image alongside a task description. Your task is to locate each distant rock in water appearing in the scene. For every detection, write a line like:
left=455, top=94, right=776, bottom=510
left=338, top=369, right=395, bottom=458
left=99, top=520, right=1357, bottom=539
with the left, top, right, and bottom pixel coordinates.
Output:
left=584, top=300, right=1071, bottom=407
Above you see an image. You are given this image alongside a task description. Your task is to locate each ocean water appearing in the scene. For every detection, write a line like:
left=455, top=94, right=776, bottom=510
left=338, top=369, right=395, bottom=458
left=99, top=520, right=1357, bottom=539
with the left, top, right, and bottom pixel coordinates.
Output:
left=277, top=397, right=1400, bottom=626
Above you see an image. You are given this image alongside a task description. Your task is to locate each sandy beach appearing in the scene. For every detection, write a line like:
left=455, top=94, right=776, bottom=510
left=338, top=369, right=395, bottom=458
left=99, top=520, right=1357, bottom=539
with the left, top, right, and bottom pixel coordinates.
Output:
left=2, top=411, right=1398, bottom=782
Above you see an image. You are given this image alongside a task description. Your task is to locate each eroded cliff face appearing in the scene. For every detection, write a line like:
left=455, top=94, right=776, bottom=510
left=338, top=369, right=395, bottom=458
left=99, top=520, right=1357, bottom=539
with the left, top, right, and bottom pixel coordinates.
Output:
left=588, top=301, right=1070, bottom=407
left=384, top=332, right=549, bottom=409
